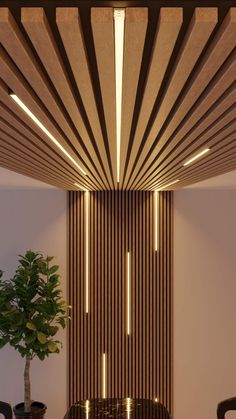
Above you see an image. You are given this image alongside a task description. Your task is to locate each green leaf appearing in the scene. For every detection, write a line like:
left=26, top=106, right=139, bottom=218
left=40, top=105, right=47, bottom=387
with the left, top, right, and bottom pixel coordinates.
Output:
left=49, top=265, right=59, bottom=275
left=26, top=322, right=36, bottom=331
left=37, top=332, right=47, bottom=344
left=25, top=334, right=36, bottom=344
left=47, top=341, right=57, bottom=353
left=37, top=352, right=45, bottom=361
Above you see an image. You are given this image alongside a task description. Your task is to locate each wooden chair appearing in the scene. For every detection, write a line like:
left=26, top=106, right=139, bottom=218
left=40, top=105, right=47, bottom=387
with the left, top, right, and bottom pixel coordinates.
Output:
left=217, top=397, right=236, bottom=419
left=0, top=402, right=12, bottom=419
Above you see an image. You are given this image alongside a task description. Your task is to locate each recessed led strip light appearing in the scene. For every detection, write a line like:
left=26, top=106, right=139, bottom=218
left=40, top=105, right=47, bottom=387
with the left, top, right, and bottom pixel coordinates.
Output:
left=86, top=400, right=89, bottom=419
left=127, top=397, right=131, bottom=419
left=85, top=191, right=89, bottom=314
left=114, top=9, right=125, bottom=184
left=154, top=191, right=159, bottom=251
left=183, top=148, right=210, bottom=166
left=102, top=353, right=106, bottom=398
left=156, top=179, right=180, bottom=191
left=127, top=251, right=131, bottom=335
left=10, top=94, right=86, bottom=175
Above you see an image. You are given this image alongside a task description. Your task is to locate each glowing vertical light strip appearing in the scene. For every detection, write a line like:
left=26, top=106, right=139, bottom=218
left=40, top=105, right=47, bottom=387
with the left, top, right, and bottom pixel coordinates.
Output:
left=127, top=252, right=130, bottom=335
left=127, top=397, right=131, bottom=419
left=102, top=353, right=106, bottom=398
left=86, top=399, right=89, bottom=419
left=154, top=191, right=159, bottom=251
left=114, top=9, right=125, bottom=184
left=85, top=191, right=89, bottom=313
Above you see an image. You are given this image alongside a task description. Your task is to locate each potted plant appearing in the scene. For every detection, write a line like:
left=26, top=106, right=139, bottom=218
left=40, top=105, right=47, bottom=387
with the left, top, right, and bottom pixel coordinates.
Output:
left=0, top=250, right=70, bottom=418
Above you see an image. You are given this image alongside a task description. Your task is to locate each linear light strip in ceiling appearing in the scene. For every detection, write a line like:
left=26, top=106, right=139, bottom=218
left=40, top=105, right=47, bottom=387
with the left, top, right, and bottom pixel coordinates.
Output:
left=114, top=9, right=125, bottom=184
left=10, top=93, right=86, bottom=176
left=156, top=179, right=180, bottom=190
left=183, top=148, right=210, bottom=166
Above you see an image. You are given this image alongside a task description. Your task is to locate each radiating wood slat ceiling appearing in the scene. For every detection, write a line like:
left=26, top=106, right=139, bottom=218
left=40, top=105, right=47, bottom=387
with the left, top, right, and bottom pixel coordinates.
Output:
left=0, top=4, right=235, bottom=191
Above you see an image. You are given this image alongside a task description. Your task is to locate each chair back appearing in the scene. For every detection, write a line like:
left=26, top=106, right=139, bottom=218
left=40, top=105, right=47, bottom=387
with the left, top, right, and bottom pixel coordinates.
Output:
left=217, top=397, right=236, bottom=419
left=0, top=402, right=12, bottom=419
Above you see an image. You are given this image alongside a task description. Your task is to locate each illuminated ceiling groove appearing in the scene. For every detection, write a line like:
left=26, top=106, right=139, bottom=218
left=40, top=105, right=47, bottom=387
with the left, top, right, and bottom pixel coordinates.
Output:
left=0, top=6, right=235, bottom=191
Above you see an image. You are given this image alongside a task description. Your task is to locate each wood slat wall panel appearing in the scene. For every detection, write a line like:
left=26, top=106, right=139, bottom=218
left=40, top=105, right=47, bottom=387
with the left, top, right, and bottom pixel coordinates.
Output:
left=68, top=191, right=173, bottom=413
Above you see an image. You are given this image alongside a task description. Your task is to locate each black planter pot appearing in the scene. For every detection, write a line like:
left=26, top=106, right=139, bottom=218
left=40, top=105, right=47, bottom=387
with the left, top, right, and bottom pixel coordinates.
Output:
left=13, top=402, right=47, bottom=419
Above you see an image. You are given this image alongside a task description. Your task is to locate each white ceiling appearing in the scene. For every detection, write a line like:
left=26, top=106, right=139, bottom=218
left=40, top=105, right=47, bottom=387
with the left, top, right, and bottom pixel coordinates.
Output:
left=0, top=167, right=57, bottom=189
left=185, top=169, right=236, bottom=189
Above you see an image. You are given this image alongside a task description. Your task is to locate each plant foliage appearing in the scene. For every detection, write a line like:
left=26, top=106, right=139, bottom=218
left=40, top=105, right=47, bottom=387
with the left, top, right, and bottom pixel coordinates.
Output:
left=0, top=250, right=69, bottom=361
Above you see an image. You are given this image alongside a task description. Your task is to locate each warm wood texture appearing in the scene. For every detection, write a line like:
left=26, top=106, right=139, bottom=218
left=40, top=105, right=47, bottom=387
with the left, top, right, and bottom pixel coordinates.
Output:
left=0, top=5, right=235, bottom=190
left=68, top=191, right=173, bottom=412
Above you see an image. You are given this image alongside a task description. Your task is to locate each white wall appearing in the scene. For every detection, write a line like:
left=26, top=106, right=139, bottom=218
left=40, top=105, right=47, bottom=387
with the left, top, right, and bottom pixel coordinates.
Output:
left=173, top=190, right=236, bottom=419
left=0, top=190, right=67, bottom=419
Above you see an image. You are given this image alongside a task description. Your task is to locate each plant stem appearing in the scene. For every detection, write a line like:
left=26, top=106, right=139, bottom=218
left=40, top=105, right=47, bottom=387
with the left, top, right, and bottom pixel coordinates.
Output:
left=24, top=356, right=31, bottom=413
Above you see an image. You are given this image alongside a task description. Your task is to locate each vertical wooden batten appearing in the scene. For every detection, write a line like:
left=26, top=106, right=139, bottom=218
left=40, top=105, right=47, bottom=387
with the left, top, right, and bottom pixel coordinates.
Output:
left=68, top=190, right=173, bottom=412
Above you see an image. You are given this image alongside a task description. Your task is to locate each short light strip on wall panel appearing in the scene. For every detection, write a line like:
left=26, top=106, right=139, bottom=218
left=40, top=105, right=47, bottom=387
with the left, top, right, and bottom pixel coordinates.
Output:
left=114, top=9, right=125, bottom=184
left=102, top=353, right=106, bottom=398
left=10, top=94, right=86, bottom=175
left=85, top=191, right=89, bottom=313
left=154, top=191, right=159, bottom=251
left=157, top=179, right=180, bottom=190
left=127, top=251, right=131, bottom=335
left=86, top=400, right=89, bottom=419
left=127, top=397, right=131, bottom=419
left=183, top=148, right=210, bottom=166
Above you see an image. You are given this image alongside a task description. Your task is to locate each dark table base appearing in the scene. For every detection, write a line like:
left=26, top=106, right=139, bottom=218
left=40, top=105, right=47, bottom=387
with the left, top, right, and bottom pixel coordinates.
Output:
left=64, top=398, right=171, bottom=419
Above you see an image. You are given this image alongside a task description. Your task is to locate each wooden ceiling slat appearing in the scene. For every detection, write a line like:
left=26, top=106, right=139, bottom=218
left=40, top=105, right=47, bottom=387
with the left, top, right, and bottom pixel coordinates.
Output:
left=145, top=134, right=236, bottom=189
left=0, top=160, right=73, bottom=189
left=0, top=8, right=97, bottom=181
left=134, top=86, right=236, bottom=189
left=56, top=7, right=113, bottom=190
left=0, top=121, right=84, bottom=183
left=0, top=49, right=91, bottom=174
left=147, top=130, right=236, bottom=190
left=123, top=7, right=183, bottom=187
left=125, top=7, right=218, bottom=188
left=0, top=140, right=78, bottom=187
left=0, top=98, right=97, bottom=190
left=136, top=54, right=236, bottom=187
left=118, top=7, right=148, bottom=185
left=153, top=144, right=236, bottom=187
left=0, top=153, right=73, bottom=189
left=21, top=7, right=111, bottom=189
left=0, top=112, right=96, bottom=190
left=138, top=117, right=236, bottom=190
left=91, top=7, right=117, bottom=184
left=177, top=163, right=236, bottom=188
left=150, top=155, right=236, bottom=190
left=0, top=133, right=86, bottom=187
left=0, top=5, right=234, bottom=190
left=175, top=152, right=236, bottom=186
